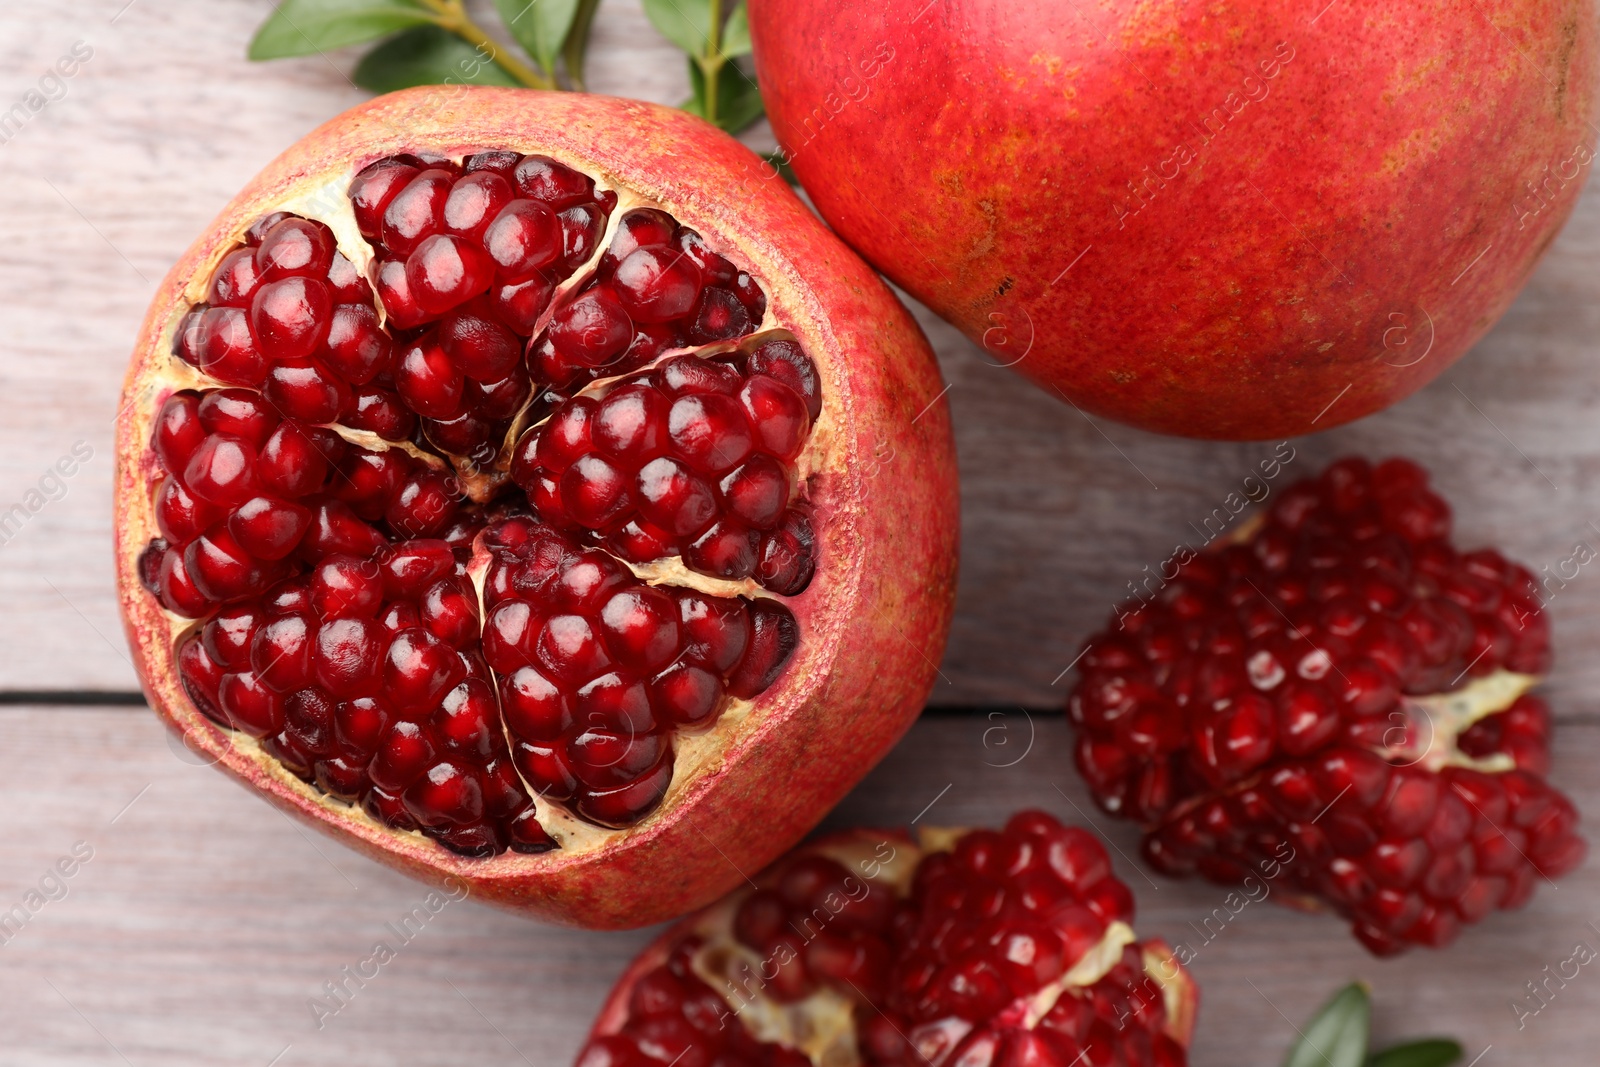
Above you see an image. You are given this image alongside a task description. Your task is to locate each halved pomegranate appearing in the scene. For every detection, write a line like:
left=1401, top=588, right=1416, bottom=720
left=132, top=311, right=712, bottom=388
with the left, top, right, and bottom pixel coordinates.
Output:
left=114, top=89, right=957, bottom=927
left=578, top=812, right=1196, bottom=1067
left=1069, top=457, right=1584, bottom=954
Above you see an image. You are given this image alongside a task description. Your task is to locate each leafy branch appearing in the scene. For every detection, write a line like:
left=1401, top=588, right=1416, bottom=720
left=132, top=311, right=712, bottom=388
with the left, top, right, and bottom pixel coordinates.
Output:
left=639, top=0, right=762, bottom=132
left=1286, top=984, right=1464, bottom=1067
left=249, top=0, right=765, bottom=133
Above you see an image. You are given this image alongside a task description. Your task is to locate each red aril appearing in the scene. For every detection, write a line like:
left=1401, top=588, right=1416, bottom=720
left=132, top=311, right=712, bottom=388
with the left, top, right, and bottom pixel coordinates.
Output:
left=115, top=89, right=957, bottom=928
left=578, top=812, right=1196, bottom=1067
left=1066, top=457, right=1583, bottom=954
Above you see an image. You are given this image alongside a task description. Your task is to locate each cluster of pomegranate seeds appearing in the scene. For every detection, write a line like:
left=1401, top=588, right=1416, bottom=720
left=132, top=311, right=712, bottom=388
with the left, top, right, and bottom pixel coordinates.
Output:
left=529, top=208, right=768, bottom=395
left=580, top=941, right=812, bottom=1067
left=480, top=516, right=797, bottom=827
left=349, top=151, right=618, bottom=467
left=510, top=339, right=821, bottom=593
left=139, top=149, right=818, bottom=856
left=579, top=813, right=1189, bottom=1067
left=1068, top=457, right=1584, bottom=953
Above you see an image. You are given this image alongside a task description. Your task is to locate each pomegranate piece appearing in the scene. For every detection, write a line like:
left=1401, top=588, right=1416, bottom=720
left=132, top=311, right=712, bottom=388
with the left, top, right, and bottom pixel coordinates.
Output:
left=1067, top=456, right=1583, bottom=954
left=116, top=90, right=956, bottom=927
left=578, top=813, right=1196, bottom=1067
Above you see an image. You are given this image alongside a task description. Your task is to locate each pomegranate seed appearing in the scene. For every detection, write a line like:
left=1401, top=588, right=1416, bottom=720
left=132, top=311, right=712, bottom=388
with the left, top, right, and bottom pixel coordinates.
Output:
left=349, top=159, right=420, bottom=239
left=381, top=168, right=453, bottom=256
left=323, top=303, right=391, bottom=384
left=406, top=233, right=495, bottom=315
left=208, top=249, right=261, bottom=307
left=197, top=306, right=268, bottom=386
left=550, top=289, right=635, bottom=367
left=255, top=217, right=335, bottom=282
left=250, top=276, right=332, bottom=361
left=614, top=246, right=703, bottom=323
left=485, top=199, right=561, bottom=278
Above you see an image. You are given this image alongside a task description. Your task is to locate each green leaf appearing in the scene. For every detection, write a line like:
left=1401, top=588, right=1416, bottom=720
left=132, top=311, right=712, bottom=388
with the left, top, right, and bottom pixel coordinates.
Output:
left=684, top=60, right=765, bottom=132
left=722, top=1, right=752, bottom=57
left=493, top=0, right=581, bottom=75
left=642, top=0, right=711, bottom=57
left=352, top=25, right=521, bottom=92
left=562, top=0, right=604, bottom=90
left=719, top=71, right=764, bottom=131
left=1366, top=1040, right=1464, bottom=1067
left=761, top=150, right=798, bottom=185
left=1285, top=984, right=1370, bottom=1067
left=249, top=0, right=437, bottom=60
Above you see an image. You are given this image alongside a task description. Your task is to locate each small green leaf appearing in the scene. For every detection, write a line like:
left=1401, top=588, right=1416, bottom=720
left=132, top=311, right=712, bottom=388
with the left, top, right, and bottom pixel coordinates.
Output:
left=493, top=0, right=581, bottom=75
left=562, top=0, right=604, bottom=90
left=761, top=150, right=798, bottom=185
left=641, top=0, right=711, bottom=57
left=352, top=24, right=521, bottom=92
left=1366, top=1040, right=1464, bottom=1067
left=685, top=60, right=765, bottom=132
left=719, top=72, right=764, bottom=131
left=722, top=1, right=752, bottom=57
left=681, top=59, right=711, bottom=119
left=1285, top=984, right=1370, bottom=1067
left=249, top=0, right=437, bottom=60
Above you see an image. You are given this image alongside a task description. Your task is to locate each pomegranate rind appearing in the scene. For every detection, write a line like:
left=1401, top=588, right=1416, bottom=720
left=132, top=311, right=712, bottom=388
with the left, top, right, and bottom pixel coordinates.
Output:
left=748, top=0, right=1599, bottom=439
left=583, top=827, right=1199, bottom=1062
left=114, top=88, right=958, bottom=928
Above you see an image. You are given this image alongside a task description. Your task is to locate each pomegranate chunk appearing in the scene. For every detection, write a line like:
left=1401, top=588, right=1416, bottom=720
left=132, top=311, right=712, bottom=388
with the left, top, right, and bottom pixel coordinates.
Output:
left=117, top=91, right=959, bottom=926
left=139, top=150, right=817, bottom=857
left=1068, top=457, right=1583, bottom=954
left=578, top=813, right=1196, bottom=1067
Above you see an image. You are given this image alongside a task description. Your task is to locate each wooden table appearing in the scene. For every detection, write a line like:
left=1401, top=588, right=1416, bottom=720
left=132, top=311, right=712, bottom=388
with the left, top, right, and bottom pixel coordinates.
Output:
left=2, top=2, right=1597, bottom=1063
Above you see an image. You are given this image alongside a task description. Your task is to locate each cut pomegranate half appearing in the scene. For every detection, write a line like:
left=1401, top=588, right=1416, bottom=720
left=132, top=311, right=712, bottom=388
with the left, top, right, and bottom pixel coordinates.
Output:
left=578, top=812, right=1196, bottom=1067
left=115, top=90, right=957, bottom=927
left=1068, top=457, right=1583, bottom=954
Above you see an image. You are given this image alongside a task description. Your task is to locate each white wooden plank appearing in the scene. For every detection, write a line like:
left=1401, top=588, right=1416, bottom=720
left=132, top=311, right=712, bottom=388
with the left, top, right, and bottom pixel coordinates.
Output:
left=0, top=707, right=1594, bottom=1064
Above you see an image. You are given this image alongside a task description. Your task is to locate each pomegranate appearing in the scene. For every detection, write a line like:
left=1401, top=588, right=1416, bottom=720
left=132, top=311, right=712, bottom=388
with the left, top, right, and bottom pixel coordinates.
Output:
left=747, top=0, right=1598, bottom=439
left=576, top=812, right=1197, bottom=1067
left=113, top=88, right=957, bottom=928
left=1068, top=457, right=1584, bottom=954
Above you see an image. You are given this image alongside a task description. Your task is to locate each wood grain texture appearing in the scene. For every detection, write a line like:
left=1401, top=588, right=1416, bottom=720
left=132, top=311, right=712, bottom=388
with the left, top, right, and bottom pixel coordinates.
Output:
left=0, top=707, right=1595, bottom=1066
left=4, top=1, right=1600, bottom=716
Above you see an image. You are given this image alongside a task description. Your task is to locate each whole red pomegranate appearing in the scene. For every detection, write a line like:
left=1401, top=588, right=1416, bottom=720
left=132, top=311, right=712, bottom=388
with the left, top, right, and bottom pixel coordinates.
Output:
left=113, top=88, right=957, bottom=928
left=577, top=812, right=1196, bottom=1067
left=1067, top=457, right=1584, bottom=954
left=748, top=1, right=1598, bottom=439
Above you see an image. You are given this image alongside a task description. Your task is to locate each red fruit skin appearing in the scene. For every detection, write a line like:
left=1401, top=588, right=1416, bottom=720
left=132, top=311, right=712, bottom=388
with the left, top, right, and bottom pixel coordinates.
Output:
left=114, top=90, right=957, bottom=929
left=749, top=0, right=1598, bottom=439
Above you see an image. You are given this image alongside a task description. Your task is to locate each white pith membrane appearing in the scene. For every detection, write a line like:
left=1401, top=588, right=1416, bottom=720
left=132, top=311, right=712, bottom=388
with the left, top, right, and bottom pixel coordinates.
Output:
left=122, top=157, right=841, bottom=860
left=1213, top=513, right=1538, bottom=787
left=679, top=829, right=1191, bottom=1067
left=1388, top=671, right=1536, bottom=773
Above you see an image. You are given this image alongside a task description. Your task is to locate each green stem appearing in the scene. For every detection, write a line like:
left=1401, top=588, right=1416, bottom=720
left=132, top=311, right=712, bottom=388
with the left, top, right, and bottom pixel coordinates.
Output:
left=700, top=0, right=724, bottom=126
left=419, top=0, right=556, bottom=90
left=562, top=0, right=603, bottom=91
